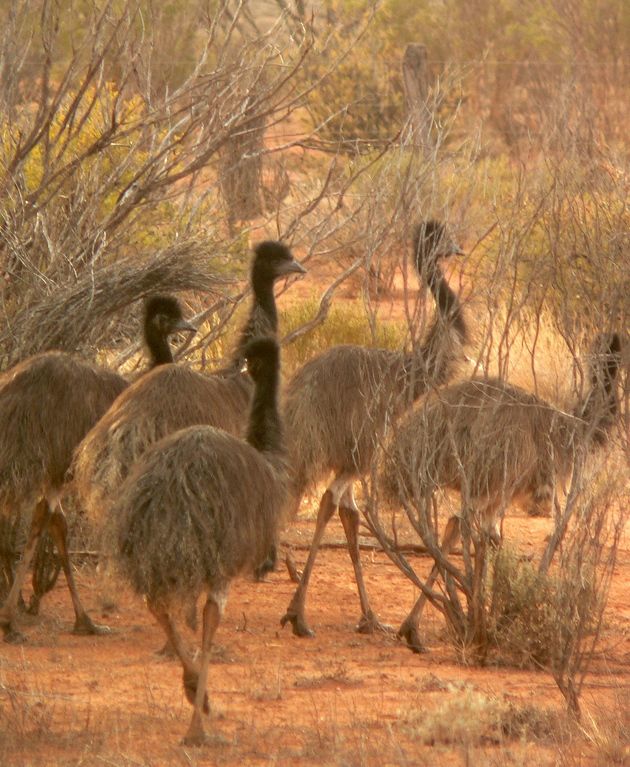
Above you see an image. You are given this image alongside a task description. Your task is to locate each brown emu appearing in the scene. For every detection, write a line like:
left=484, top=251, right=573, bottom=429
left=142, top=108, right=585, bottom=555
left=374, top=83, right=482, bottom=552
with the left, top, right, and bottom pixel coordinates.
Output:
left=280, top=220, right=467, bottom=638
left=111, top=337, right=288, bottom=746
left=71, top=242, right=304, bottom=526
left=0, top=295, right=195, bottom=641
left=385, top=332, right=623, bottom=652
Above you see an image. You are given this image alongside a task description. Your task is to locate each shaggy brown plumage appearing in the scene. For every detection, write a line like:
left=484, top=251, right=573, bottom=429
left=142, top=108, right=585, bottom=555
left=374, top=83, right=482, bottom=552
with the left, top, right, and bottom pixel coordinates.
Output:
left=281, top=220, right=467, bottom=638
left=0, top=295, right=194, bottom=641
left=384, top=332, right=623, bottom=652
left=111, top=337, right=288, bottom=745
left=71, top=242, right=304, bottom=529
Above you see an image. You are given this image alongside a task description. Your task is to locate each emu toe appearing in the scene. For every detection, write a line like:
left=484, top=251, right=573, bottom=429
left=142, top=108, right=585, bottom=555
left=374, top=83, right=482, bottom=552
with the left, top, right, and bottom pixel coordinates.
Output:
left=356, top=612, right=393, bottom=636
left=280, top=609, right=315, bottom=638
left=397, top=620, right=427, bottom=654
left=26, top=594, right=42, bottom=615
left=181, top=711, right=209, bottom=747
left=2, top=626, right=27, bottom=644
left=155, top=639, right=178, bottom=659
left=253, top=554, right=276, bottom=581
left=73, top=613, right=111, bottom=636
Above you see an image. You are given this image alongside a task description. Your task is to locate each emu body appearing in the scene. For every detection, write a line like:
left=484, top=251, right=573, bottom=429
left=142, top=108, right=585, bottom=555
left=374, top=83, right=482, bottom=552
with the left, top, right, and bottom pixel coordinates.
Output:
left=0, top=295, right=193, bottom=641
left=385, top=333, right=623, bottom=652
left=281, top=220, right=467, bottom=638
left=112, top=337, right=287, bottom=745
left=72, top=242, right=304, bottom=527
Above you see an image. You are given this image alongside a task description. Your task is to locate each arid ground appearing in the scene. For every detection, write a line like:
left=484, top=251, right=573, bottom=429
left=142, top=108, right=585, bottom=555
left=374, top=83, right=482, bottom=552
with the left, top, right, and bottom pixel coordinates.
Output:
left=1, top=504, right=628, bottom=767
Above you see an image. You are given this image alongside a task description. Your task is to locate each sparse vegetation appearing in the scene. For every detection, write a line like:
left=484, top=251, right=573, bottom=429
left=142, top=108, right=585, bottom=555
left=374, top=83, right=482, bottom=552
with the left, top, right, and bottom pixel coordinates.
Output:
left=0, top=0, right=628, bottom=763
left=398, top=684, right=562, bottom=747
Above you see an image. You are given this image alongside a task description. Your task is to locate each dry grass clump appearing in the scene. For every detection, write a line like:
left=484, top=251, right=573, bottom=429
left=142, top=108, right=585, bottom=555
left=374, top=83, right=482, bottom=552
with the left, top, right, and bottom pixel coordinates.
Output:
left=399, top=684, right=562, bottom=748
left=580, top=694, right=630, bottom=766
left=0, top=239, right=230, bottom=368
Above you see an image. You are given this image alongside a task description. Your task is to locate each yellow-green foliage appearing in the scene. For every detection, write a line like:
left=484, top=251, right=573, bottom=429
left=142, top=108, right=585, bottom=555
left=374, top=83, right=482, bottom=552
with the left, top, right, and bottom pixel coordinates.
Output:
left=280, top=296, right=407, bottom=376
left=0, top=83, right=180, bottom=256
left=488, top=546, right=600, bottom=670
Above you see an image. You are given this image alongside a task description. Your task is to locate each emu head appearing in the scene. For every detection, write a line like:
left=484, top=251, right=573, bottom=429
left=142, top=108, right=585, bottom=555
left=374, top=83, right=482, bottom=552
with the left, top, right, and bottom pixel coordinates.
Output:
left=413, top=220, right=464, bottom=274
left=252, top=241, right=306, bottom=284
left=144, top=295, right=196, bottom=338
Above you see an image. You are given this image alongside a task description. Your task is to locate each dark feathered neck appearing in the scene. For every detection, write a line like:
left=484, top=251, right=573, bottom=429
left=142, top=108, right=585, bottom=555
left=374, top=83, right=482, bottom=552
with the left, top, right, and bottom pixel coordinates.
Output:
left=398, top=259, right=467, bottom=403
left=575, top=334, right=621, bottom=444
left=144, top=323, right=174, bottom=368
left=424, top=260, right=467, bottom=343
left=230, top=273, right=279, bottom=369
left=246, top=365, right=283, bottom=455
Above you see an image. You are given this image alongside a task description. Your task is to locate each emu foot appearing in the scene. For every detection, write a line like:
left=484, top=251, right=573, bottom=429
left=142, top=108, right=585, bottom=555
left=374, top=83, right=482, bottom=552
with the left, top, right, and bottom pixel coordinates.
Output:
left=155, top=639, right=178, bottom=659
left=356, top=613, right=393, bottom=635
left=254, top=544, right=277, bottom=581
left=253, top=558, right=275, bottom=582
left=26, top=594, right=41, bottom=616
left=3, top=626, right=27, bottom=644
left=526, top=506, right=551, bottom=519
left=181, top=730, right=210, bottom=747
left=181, top=711, right=209, bottom=747
left=280, top=608, right=315, bottom=638
left=182, top=669, right=210, bottom=714
left=73, top=613, right=111, bottom=636
left=397, top=620, right=427, bottom=654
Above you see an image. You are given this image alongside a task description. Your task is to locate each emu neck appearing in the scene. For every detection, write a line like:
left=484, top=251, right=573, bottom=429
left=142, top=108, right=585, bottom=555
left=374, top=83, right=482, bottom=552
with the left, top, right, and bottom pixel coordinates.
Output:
left=246, top=371, right=282, bottom=455
left=575, top=351, right=620, bottom=445
left=231, top=274, right=278, bottom=368
left=400, top=261, right=467, bottom=403
left=144, top=326, right=174, bottom=368
left=425, top=262, right=467, bottom=342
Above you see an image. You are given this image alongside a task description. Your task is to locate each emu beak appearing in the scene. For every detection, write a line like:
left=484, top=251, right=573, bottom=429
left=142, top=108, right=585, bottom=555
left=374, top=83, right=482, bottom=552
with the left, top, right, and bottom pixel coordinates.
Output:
left=174, top=319, right=197, bottom=334
left=282, top=258, right=307, bottom=276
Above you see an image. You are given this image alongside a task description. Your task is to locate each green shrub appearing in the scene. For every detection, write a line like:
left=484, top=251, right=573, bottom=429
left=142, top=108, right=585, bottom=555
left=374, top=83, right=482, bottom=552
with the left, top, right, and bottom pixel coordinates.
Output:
left=488, top=546, right=600, bottom=670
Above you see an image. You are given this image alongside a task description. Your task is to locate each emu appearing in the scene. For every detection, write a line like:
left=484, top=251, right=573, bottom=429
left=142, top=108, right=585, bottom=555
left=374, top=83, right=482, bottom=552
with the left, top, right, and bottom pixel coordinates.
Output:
left=385, top=332, right=623, bottom=652
left=280, top=220, right=467, bottom=638
left=71, top=242, right=304, bottom=526
left=0, top=295, right=195, bottom=642
left=111, top=337, right=288, bottom=746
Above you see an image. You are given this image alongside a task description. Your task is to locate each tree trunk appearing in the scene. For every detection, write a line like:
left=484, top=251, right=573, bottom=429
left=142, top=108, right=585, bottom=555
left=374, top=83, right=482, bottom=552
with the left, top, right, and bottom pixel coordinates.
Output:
left=401, top=43, right=433, bottom=153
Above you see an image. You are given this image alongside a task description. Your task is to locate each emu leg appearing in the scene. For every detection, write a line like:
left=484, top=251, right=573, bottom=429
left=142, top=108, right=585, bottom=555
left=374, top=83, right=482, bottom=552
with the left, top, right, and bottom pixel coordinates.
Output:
left=182, top=588, right=227, bottom=747
left=253, top=543, right=277, bottom=581
left=283, top=491, right=305, bottom=583
left=285, top=548, right=301, bottom=583
left=280, top=488, right=337, bottom=637
left=28, top=528, right=61, bottom=615
left=148, top=601, right=209, bottom=715
left=398, top=515, right=461, bottom=653
left=0, top=513, right=20, bottom=604
left=47, top=506, right=109, bottom=635
left=0, top=500, right=49, bottom=642
left=338, top=505, right=389, bottom=635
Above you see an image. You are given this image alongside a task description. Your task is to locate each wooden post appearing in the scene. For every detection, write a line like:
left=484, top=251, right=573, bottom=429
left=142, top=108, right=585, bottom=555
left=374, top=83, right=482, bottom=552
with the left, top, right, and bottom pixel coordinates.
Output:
left=401, top=43, right=433, bottom=152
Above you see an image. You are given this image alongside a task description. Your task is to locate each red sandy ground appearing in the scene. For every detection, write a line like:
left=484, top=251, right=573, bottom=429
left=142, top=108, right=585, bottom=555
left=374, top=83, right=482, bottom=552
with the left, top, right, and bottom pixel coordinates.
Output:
left=1, top=507, right=628, bottom=767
